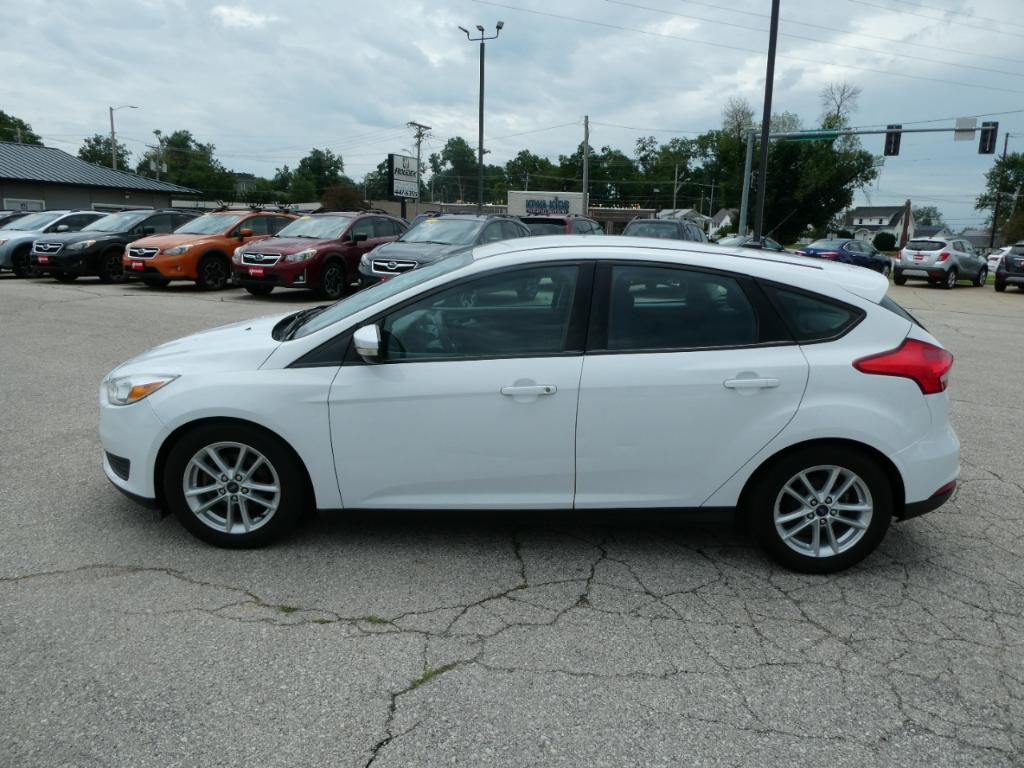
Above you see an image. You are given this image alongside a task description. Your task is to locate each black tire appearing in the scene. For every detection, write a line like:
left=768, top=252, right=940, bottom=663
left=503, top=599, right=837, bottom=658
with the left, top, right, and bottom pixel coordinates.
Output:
left=10, top=246, right=32, bottom=278
left=52, top=271, right=78, bottom=282
left=316, top=260, right=345, bottom=300
left=97, top=249, right=126, bottom=283
left=196, top=254, right=230, bottom=291
left=881, top=262, right=892, bottom=278
left=941, top=268, right=957, bottom=289
left=746, top=445, right=893, bottom=574
left=893, top=274, right=907, bottom=286
left=245, top=284, right=274, bottom=296
left=163, top=422, right=305, bottom=548
left=973, top=268, right=987, bottom=287
left=143, top=277, right=170, bottom=288
left=994, top=280, right=1006, bottom=293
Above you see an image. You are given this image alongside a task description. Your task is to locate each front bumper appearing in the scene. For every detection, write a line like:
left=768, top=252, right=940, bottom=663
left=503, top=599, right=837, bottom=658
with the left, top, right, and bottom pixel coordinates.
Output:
left=31, top=251, right=95, bottom=274
left=123, top=253, right=195, bottom=280
left=99, top=392, right=169, bottom=502
left=232, top=260, right=313, bottom=288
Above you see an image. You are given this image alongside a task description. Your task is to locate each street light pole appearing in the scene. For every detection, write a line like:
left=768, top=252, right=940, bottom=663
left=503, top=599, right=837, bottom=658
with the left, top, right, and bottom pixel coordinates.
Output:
left=752, top=0, right=780, bottom=243
left=108, top=104, right=138, bottom=170
left=460, top=22, right=503, bottom=214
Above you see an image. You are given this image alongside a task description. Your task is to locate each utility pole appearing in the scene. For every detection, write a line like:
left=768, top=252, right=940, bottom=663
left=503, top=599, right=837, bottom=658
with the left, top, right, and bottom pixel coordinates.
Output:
left=524, top=172, right=529, bottom=191
left=990, top=132, right=1010, bottom=249
left=753, top=0, right=781, bottom=243
left=108, top=104, right=138, bottom=171
left=672, top=163, right=680, bottom=210
left=738, top=128, right=755, bottom=236
left=582, top=115, right=590, bottom=215
left=408, top=121, right=431, bottom=217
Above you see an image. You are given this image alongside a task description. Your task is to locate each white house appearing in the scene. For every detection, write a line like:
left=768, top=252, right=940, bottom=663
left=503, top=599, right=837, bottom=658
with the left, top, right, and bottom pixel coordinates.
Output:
left=709, top=207, right=739, bottom=237
left=843, top=201, right=914, bottom=246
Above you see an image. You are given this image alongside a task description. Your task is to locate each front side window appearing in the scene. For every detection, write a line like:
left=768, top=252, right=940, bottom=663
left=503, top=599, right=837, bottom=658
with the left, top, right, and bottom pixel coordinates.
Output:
left=479, top=222, right=505, bottom=244
left=351, top=218, right=375, bottom=239
left=55, top=213, right=102, bottom=231
left=142, top=213, right=176, bottom=234
left=373, top=218, right=397, bottom=238
left=235, top=216, right=270, bottom=236
left=381, top=265, right=580, bottom=360
left=270, top=216, right=294, bottom=234
left=604, top=265, right=758, bottom=351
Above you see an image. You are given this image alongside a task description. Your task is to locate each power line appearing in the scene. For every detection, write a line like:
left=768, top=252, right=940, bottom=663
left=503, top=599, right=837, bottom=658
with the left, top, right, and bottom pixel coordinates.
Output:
left=846, top=0, right=1021, bottom=38
left=473, top=0, right=1024, bottom=96
left=881, top=0, right=1024, bottom=32
left=608, top=0, right=1024, bottom=80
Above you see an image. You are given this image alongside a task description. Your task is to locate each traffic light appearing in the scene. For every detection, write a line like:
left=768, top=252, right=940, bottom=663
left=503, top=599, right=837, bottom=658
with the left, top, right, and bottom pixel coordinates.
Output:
left=884, top=124, right=902, bottom=156
left=979, top=121, right=998, bottom=154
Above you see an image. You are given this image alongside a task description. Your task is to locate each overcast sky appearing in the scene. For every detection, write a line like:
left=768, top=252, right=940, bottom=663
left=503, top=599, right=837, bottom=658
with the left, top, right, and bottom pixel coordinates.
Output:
left=6, top=0, right=1023, bottom=228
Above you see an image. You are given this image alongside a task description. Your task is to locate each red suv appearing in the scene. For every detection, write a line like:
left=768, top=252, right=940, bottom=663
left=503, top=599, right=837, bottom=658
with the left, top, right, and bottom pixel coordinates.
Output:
left=231, top=211, right=407, bottom=299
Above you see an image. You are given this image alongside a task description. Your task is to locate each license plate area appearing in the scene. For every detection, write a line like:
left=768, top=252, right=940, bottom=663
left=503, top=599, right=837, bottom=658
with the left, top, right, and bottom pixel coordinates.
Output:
left=248, top=267, right=265, bottom=277
left=131, top=261, right=144, bottom=271
left=36, top=255, right=49, bottom=264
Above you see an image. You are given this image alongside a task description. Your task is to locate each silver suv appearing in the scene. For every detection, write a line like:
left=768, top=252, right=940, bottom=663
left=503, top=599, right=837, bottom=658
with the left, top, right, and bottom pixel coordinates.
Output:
left=894, top=236, right=988, bottom=289
left=0, top=210, right=106, bottom=277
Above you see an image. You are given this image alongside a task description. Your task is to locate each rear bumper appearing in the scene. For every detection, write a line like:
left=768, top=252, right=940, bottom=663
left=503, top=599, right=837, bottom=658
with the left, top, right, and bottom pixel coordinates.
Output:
left=995, top=272, right=1024, bottom=285
left=898, top=483, right=955, bottom=520
left=896, top=266, right=947, bottom=279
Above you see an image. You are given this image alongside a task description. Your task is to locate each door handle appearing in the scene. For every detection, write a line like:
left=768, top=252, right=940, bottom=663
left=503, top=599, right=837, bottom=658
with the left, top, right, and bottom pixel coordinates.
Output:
left=723, top=377, right=779, bottom=389
left=500, top=385, right=557, bottom=396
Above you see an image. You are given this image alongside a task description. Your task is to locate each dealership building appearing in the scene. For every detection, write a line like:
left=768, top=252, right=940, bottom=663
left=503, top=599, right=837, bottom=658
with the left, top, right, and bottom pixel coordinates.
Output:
left=0, top=141, right=196, bottom=212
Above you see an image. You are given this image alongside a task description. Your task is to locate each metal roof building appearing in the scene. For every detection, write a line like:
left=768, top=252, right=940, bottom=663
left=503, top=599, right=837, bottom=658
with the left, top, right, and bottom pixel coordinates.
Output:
left=0, top=142, right=198, bottom=213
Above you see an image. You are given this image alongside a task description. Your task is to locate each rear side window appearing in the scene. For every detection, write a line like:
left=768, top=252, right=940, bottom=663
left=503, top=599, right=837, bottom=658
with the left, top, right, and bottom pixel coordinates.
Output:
left=761, top=284, right=863, bottom=343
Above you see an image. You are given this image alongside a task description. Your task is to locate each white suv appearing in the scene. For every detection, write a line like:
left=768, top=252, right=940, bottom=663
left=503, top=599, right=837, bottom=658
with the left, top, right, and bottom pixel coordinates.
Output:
left=895, top=236, right=989, bottom=289
left=99, top=237, right=960, bottom=573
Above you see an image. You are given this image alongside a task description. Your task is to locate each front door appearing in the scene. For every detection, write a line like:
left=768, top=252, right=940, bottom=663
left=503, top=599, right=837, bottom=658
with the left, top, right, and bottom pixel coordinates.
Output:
left=328, top=263, right=589, bottom=509
left=575, top=263, right=808, bottom=508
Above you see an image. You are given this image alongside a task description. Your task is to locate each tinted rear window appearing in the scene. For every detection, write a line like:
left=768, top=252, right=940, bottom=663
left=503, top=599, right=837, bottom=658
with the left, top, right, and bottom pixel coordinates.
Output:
left=761, top=284, right=864, bottom=343
left=905, top=240, right=944, bottom=251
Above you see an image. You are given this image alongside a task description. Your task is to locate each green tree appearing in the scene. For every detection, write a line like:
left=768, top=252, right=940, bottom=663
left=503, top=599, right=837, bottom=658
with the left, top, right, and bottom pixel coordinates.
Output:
left=289, top=169, right=318, bottom=203
left=272, top=165, right=294, bottom=198
left=975, top=152, right=1024, bottom=233
left=1003, top=206, right=1024, bottom=244
left=242, top=178, right=277, bottom=206
left=429, top=137, right=478, bottom=201
left=296, top=148, right=345, bottom=195
left=136, top=129, right=235, bottom=199
left=78, top=134, right=130, bottom=169
left=913, top=205, right=944, bottom=227
left=873, top=232, right=897, bottom=251
left=363, top=159, right=391, bottom=200
left=0, top=110, right=42, bottom=144
left=504, top=150, right=556, bottom=190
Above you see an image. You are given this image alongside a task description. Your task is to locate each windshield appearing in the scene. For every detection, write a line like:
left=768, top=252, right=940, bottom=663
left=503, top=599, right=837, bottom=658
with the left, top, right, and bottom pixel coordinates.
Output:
left=276, top=215, right=352, bottom=239
left=400, top=218, right=481, bottom=245
left=174, top=213, right=245, bottom=235
left=0, top=211, right=63, bottom=231
left=82, top=211, right=151, bottom=233
left=905, top=239, right=944, bottom=251
left=807, top=239, right=846, bottom=250
left=624, top=220, right=678, bottom=239
left=293, top=252, right=475, bottom=339
left=523, top=220, right=566, bottom=236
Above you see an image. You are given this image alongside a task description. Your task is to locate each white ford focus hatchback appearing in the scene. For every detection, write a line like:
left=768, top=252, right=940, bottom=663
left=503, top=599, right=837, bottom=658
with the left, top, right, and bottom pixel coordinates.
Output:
left=100, top=237, right=959, bottom=572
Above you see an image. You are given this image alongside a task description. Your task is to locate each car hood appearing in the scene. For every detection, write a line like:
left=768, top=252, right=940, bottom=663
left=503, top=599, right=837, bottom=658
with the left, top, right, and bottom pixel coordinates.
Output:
left=36, top=231, right=124, bottom=245
left=0, top=229, right=46, bottom=245
left=129, top=233, right=227, bottom=250
left=371, top=240, right=467, bottom=262
left=110, top=313, right=289, bottom=377
left=241, top=237, right=337, bottom=254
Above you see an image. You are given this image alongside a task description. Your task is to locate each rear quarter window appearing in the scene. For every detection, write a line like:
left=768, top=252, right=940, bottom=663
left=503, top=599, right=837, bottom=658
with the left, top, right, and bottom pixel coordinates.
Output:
left=761, top=284, right=864, bottom=343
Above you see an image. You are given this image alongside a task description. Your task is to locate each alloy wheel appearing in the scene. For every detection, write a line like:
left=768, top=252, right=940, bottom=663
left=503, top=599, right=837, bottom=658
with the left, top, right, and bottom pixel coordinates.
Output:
left=773, top=465, right=873, bottom=559
left=946, top=270, right=957, bottom=289
left=182, top=441, right=281, bottom=534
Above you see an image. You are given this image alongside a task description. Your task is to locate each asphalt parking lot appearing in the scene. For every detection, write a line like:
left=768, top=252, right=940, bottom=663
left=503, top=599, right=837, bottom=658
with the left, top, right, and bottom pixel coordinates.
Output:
left=1, top=274, right=1022, bottom=768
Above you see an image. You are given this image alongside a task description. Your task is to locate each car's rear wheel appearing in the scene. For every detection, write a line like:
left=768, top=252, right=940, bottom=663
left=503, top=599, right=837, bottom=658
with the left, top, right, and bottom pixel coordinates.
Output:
left=317, top=261, right=344, bottom=300
left=52, top=271, right=78, bottom=282
left=747, top=445, right=892, bottom=573
left=973, top=268, right=988, bottom=287
left=245, top=284, right=274, bottom=296
left=164, top=422, right=305, bottom=548
left=893, top=273, right=907, bottom=286
left=11, top=247, right=32, bottom=278
left=97, top=249, right=126, bottom=283
left=143, top=277, right=170, bottom=288
left=197, top=254, right=230, bottom=291
left=942, top=268, right=958, bottom=289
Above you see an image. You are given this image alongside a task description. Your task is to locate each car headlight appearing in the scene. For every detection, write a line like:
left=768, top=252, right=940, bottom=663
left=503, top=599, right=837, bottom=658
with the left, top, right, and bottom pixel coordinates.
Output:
left=163, top=244, right=193, bottom=256
left=284, top=248, right=317, bottom=262
left=105, top=374, right=178, bottom=406
left=67, top=240, right=97, bottom=251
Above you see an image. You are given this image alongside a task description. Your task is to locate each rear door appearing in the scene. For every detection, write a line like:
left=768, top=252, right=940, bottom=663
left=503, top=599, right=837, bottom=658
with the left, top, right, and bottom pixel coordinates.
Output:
left=574, top=262, right=808, bottom=508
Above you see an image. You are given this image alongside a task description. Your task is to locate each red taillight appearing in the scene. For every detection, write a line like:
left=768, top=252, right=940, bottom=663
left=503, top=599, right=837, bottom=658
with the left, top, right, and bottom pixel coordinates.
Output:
left=853, top=338, right=954, bottom=395
left=937, top=251, right=950, bottom=262
left=819, top=251, right=840, bottom=260
left=931, top=480, right=956, bottom=498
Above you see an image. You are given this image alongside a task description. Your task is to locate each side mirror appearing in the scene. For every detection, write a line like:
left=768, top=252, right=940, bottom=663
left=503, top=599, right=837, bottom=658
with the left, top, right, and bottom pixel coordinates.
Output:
left=353, top=233, right=369, bottom=243
left=239, top=228, right=254, bottom=238
left=56, top=224, right=70, bottom=232
left=353, top=325, right=382, bottom=363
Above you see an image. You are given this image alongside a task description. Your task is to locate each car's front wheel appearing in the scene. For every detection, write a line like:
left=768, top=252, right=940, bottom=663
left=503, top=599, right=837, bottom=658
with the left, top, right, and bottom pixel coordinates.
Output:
left=98, top=249, right=126, bottom=283
left=164, top=422, right=305, bottom=548
left=973, top=268, right=988, bottom=287
left=11, top=246, right=32, bottom=277
left=881, top=262, right=892, bottom=278
left=995, top=280, right=1006, bottom=292
left=893, top=272, right=907, bottom=286
left=941, top=268, right=958, bottom=289
left=317, top=260, right=345, bottom=300
left=747, top=446, right=892, bottom=573
left=197, top=255, right=230, bottom=291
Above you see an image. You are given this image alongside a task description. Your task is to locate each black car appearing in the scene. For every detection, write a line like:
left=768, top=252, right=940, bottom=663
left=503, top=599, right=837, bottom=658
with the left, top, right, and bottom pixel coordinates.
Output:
left=995, top=242, right=1024, bottom=293
left=30, top=209, right=198, bottom=283
left=359, top=214, right=531, bottom=284
left=521, top=214, right=603, bottom=235
left=621, top=217, right=708, bottom=242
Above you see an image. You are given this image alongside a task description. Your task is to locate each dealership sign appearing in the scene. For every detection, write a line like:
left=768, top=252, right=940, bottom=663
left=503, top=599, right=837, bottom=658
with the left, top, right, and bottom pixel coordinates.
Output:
left=388, top=154, right=419, bottom=199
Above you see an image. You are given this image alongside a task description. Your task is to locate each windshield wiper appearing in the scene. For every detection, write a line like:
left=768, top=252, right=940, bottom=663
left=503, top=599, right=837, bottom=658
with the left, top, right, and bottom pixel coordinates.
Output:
left=404, top=240, right=451, bottom=245
left=280, top=305, right=329, bottom=340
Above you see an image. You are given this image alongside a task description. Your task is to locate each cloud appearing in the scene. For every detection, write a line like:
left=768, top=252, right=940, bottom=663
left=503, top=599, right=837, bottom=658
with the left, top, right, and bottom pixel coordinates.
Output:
left=210, top=4, right=279, bottom=29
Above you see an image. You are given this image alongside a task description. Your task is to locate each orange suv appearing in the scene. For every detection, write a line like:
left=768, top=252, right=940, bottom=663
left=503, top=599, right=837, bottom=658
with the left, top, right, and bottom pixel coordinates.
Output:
left=123, top=209, right=296, bottom=290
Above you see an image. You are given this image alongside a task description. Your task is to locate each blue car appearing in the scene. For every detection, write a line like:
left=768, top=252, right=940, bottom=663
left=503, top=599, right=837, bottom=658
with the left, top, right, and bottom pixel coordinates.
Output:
left=795, top=239, right=892, bottom=276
